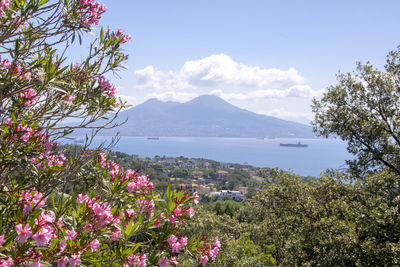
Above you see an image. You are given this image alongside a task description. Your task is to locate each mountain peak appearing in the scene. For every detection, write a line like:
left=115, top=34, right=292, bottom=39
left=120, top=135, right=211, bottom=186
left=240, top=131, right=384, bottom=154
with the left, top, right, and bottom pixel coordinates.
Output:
left=187, top=94, right=227, bottom=104
left=111, top=94, right=314, bottom=138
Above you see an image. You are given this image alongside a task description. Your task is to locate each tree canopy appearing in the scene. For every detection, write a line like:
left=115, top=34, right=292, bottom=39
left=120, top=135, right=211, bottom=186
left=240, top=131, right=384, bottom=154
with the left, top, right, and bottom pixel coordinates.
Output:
left=312, top=47, right=400, bottom=176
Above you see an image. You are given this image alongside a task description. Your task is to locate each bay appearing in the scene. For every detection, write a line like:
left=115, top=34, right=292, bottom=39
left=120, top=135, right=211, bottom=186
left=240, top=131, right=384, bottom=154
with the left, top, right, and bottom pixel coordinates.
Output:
left=66, top=136, right=352, bottom=177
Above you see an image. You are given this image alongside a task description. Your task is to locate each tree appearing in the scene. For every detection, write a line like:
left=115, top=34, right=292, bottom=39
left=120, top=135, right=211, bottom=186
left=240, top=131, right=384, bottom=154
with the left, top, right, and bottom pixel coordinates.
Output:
left=0, top=1, right=219, bottom=266
left=312, top=47, right=400, bottom=176
left=237, top=169, right=400, bottom=266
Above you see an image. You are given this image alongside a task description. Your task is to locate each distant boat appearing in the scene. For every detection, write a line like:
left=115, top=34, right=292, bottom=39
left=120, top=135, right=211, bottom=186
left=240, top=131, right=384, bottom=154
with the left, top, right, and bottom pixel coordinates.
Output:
left=280, top=142, right=308, bottom=148
left=255, top=137, right=264, bottom=140
left=73, top=139, right=84, bottom=144
left=147, top=137, right=160, bottom=140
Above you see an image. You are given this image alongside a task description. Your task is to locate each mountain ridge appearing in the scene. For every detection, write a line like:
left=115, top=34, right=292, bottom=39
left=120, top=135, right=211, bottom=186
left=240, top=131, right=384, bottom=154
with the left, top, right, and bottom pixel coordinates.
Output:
left=100, top=95, right=316, bottom=138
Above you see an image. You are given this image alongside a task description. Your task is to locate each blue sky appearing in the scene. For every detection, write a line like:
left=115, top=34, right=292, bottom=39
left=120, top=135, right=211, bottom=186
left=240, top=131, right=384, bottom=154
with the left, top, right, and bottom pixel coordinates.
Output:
left=97, top=0, right=400, bottom=124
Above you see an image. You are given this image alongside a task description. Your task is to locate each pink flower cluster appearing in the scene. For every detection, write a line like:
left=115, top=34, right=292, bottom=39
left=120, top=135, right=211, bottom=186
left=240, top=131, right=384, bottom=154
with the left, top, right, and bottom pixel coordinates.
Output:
left=167, top=234, right=188, bottom=254
left=113, top=28, right=131, bottom=44
left=97, top=76, right=116, bottom=98
left=136, top=199, right=155, bottom=218
left=64, top=95, right=75, bottom=103
left=98, top=153, right=154, bottom=194
left=168, top=206, right=195, bottom=224
left=20, top=88, right=37, bottom=107
left=197, top=237, right=221, bottom=265
left=76, top=0, right=106, bottom=28
left=2, top=120, right=49, bottom=146
left=0, top=58, right=32, bottom=80
left=77, top=194, right=124, bottom=242
left=18, top=189, right=47, bottom=215
left=14, top=204, right=58, bottom=251
left=42, top=154, right=67, bottom=168
left=127, top=174, right=154, bottom=193
left=0, top=0, right=10, bottom=16
left=127, top=253, right=147, bottom=267
left=0, top=258, right=13, bottom=266
left=56, top=254, right=81, bottom=267
left=158, top=256, right=178, bottom=267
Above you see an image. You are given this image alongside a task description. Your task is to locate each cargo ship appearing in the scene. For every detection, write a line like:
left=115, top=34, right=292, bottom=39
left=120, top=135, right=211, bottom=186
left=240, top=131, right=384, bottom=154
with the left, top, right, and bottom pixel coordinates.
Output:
left=147, top=137, right=160, bottom=140
left=279, top=142, right=308, bottom=148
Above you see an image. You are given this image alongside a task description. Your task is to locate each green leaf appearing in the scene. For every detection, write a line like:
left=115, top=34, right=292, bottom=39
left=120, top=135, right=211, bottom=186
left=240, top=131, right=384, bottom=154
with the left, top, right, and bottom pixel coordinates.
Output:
left=38, top=0, right=49, bottom=7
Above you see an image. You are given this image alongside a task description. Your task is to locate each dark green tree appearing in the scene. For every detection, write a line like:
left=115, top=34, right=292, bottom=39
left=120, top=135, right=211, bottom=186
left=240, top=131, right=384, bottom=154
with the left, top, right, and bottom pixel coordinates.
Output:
left=312, top=47, right=400, bottom=176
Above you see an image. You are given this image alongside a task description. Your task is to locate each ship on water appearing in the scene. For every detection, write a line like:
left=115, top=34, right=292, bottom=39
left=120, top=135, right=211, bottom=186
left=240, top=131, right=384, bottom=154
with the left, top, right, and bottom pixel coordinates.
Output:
left=147, top=137, right=160, bottom=140
left=280, top=142, right=308, bottom=148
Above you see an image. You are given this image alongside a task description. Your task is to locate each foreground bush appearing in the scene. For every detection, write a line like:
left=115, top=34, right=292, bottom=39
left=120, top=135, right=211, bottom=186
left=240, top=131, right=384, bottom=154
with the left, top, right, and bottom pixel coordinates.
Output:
left=0, top=0, right=219, bottom=265
left=238, top=169, right=400, bottom=266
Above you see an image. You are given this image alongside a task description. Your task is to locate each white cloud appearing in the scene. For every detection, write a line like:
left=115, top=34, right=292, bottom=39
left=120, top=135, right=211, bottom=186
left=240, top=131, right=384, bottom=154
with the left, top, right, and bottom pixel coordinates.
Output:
left=134, top=54, right=307, bottom=91
left=134, top=66, right=164, bottom=90
left=147, top=91, right=199, bottom=102
left=209, top=85, right=324, bottom=101
left=178, top=54, right=306, bottom=89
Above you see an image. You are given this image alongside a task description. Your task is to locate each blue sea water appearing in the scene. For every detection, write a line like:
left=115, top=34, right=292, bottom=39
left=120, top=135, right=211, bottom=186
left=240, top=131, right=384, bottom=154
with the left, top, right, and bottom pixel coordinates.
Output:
left=66, top=136, right=352, bottom=177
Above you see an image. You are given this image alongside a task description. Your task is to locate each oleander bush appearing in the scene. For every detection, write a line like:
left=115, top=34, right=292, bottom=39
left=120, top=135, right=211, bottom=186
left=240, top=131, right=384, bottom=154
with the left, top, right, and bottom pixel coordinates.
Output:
left=0, top=1, right=219, bottom=266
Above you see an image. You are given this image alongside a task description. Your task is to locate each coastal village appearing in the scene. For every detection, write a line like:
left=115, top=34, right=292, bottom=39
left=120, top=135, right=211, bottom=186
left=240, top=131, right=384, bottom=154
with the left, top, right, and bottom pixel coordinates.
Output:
left=111, top=151, right=267, bottom=201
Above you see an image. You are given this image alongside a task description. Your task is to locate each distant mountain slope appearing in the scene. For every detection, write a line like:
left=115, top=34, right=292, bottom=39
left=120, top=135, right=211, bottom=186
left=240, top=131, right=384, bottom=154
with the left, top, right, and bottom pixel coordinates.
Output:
left=101, top=95, right=315, bottom=138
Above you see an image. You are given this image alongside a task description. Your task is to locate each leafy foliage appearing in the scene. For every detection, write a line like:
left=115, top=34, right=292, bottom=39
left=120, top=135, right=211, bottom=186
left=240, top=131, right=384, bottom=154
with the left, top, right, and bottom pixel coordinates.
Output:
left=237, top=169, right=400, bottom=266
left=312, top=47, right=400, bottom=176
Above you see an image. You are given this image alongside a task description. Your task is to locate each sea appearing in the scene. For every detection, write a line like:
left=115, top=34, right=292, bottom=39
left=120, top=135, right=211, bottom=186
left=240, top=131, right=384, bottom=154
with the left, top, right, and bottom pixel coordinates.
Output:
left=65, top=136, right=352, bottom=177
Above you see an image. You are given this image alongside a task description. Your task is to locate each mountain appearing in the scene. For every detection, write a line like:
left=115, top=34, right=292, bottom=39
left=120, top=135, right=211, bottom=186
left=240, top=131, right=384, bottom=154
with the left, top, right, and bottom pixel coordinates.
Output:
left=99, top=95, right=315, bottom=138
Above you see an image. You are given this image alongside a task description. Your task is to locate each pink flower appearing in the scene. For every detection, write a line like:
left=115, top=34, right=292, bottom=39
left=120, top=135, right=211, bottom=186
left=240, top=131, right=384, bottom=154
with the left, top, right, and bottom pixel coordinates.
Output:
left=20, top=88, right=37, bottom=107
left=127, top=254, right=139, bottom=265
left=167, top=235, right=178, bottom=247
left=170, top=256, right=178, bottom=265
left=193, top=192, right=199, bottom=204
left=77, top=194, right=89, bottom=203
left=26, top=258, right=42, bottom=267
left=64, top=95, right=75, bottom=103
left=32, top=227, right=52, bottom=246
left=168, top=215, right=176, bottom=223
left=173, top=207, right=182, bottom=217
left=212, top=237, right=221, bottom=248
left=89, top=239, right=100, bottom=252
left=84, top=224, right=93, bottom=231
left=35, top=210, right=55, bottom=225
left=199, top=255, right=209, bottom=265
left=139, top=254, right=147, bottom=266
left=178, top=236, right=187, bottom=247
left=0, top=0, right=10, bottom=10
left=159, top=212, right=165, bottom=220
left=209, top=247, right=219, bottom=260
left=0, top=258, right=13, bottom=267
left=0, top=235, right=5, bottom=248
left=56, top=256, right=69, bottom=267
left=65, top=229, right=77, bottom=240
left=15, top=223, right=32, bottom=243
left=171, top=242, right=181, bottom=253
left=59, top=239, right=67, bottom=252
left=110, top=228, right=122, bottom=241
left=186, top=207, right=195, bottom=218
left=158, top=257, right=170, bottom=267
left=126, top=209, right=135, bottom=218
left=70, top=255, right=81, bottom=267
left=127, top=181, right=136, bottom=192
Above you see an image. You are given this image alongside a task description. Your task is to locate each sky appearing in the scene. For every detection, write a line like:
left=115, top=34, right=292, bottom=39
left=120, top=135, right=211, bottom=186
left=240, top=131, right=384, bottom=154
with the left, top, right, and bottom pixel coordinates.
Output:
left=94, top=0, right=400, bottom=124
